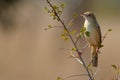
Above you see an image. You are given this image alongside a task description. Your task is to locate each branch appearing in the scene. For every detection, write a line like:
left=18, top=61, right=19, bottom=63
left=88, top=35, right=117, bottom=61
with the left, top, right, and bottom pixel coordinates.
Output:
left=46, top=0, right=93, bottom=80
left=63, top=74, right=88, bottom=80
left=102, top=29, right=111, bottom=43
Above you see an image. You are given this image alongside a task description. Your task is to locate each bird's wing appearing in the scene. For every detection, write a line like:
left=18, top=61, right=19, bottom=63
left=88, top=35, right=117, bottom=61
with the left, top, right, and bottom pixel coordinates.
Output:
left=95, top=24, right=102, bottom=45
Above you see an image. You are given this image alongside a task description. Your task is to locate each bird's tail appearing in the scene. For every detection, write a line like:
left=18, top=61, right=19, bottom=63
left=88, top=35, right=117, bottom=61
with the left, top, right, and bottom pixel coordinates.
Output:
left=91, top=46, right=98, bottom=67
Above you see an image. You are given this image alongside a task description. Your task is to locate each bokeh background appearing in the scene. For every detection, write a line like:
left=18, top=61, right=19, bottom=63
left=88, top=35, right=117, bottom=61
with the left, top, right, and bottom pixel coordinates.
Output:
left=0, top=0, right=120, bottom=80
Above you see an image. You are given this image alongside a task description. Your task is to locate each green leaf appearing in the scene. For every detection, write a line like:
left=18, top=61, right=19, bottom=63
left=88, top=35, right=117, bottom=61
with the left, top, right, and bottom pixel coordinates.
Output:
left=87, top=63, right=92, bottom=69
left=98, top=44, right=104, bottom=48
left=53, top=5, right=59, bottom=10
left=57, top=77, right=63, bottom=80
left=85, top=31, right=90, bottom=37
left=51, top=12, right=55, bottom=16
left=64, top=37, right=69, bottom=40
left=108, top=29, right=112, bottom=32
left=72, top=47, right=76, bottom=51
left=70, top=30, right=76, bottom=34
left=60, top=3, right=65, bottom=9
left=63, top=29, right=68, bottom=34
left=44, top=7, right=51, bottom=13
left=61, top=34, right=69, bottom=41
left=53, top=16, right=57, bottom=20
left=69, top=22, right=74, bottom=26
left=48, top=24, right=52, bottom=28
left=57, top=10, right=62, bottom=15
left=111, top=64, right=117, bottom=70
left=44, top=7, right=47, bottom=11
left=80, top=27, right=86, bottom=33
left=73, top=13, right=78, bottom=18
left=77, top=33, right=84, bottom=39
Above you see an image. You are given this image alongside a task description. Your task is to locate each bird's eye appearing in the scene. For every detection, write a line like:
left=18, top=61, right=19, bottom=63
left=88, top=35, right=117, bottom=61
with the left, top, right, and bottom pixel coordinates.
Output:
left=88, top=14, right=91, bottom=16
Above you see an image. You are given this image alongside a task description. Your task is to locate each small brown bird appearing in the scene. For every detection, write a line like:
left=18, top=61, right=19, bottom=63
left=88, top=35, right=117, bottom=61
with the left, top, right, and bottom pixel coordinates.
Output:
left=81, top=12, right=102, bottom=67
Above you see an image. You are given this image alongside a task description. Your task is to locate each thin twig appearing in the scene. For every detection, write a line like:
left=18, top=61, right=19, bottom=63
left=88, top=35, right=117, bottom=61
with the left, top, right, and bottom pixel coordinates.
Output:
left=63, top=74, right=88, bottom=80
left=102, top=30, right=109, bottom=43
left=92, top=67, right=100, bottom=79
left=79, top=56, right=93, bottom=80
left=68, top=51, right=83, bottom=64
left=46, top=0, right=93, bottom=80
left=75, top=37, right=80, bottom=44
left=89, top=69, right=94, bottom=80
left=67, top=13, right=79, bottom=28
left=54, top=26, right=64, bottom=28
left=67, top=18, right=74, bottom=29
left=45, top=26, right=64, bottom=31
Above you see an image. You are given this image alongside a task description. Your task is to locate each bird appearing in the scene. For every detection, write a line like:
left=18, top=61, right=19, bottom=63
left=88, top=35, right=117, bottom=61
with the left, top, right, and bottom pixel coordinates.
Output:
left=81, top=12, right=102, bottom=67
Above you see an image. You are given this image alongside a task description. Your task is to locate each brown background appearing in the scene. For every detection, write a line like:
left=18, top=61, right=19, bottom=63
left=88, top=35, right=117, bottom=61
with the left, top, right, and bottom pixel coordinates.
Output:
left=0, top=0, right=120, bottom=80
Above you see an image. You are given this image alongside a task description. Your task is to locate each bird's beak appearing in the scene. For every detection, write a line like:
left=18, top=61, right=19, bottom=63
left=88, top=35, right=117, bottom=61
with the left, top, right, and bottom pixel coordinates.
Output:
left=80, top=13, right=84, bottom=17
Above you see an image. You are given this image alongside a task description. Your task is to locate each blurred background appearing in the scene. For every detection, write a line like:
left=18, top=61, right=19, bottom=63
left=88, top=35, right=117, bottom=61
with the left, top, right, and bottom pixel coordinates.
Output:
left=0, top=0, right=120, bottom=80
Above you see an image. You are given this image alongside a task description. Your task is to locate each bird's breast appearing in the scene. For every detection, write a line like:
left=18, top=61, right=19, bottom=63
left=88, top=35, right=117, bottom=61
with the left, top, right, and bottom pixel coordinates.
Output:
left=84, top=20, right=98, bottom=46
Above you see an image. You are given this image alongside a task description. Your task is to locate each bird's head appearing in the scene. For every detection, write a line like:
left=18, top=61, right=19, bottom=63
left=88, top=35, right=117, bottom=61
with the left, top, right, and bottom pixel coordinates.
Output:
left=81, top=12, right=96, bottom=22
